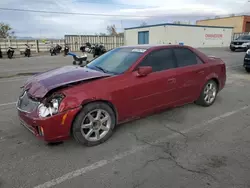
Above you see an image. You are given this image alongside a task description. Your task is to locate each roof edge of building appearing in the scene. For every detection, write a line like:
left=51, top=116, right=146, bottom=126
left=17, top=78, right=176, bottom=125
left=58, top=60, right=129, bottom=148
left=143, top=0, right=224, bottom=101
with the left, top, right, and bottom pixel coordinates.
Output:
left=196, top=15, right=250, bottom=22
left=124, top=23, right=234, bottom=30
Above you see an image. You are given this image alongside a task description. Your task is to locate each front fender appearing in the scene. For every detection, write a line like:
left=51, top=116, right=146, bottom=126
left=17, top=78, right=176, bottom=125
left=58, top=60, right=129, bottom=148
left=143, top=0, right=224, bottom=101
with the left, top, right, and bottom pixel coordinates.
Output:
left=59, top=91, right=113, bottom=112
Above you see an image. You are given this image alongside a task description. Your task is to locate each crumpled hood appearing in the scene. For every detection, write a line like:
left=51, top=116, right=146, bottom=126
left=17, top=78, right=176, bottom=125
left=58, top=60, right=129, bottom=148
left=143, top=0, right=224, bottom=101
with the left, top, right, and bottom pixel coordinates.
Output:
left=24, top=65, right=110, bottom=98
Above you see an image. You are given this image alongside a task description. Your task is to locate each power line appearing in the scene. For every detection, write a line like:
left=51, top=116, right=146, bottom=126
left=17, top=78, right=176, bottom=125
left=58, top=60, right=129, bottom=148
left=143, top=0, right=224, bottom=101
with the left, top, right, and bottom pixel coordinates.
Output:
left=33, top=0, right=155, bottom=8
left=0, top=7, right=164, bottom=18
left=71, top=0, right=156, bottom=7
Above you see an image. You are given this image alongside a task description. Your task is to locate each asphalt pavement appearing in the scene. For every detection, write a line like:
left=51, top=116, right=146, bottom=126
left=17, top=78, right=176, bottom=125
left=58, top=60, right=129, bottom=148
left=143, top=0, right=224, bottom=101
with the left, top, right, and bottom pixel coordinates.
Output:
left=0, top=48, right=250, bottom=188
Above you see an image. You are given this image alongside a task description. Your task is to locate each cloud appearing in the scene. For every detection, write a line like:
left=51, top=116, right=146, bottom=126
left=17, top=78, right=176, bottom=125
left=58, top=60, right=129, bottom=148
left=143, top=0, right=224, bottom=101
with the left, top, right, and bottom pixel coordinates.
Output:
left=0, top=0, right=249, bottom=38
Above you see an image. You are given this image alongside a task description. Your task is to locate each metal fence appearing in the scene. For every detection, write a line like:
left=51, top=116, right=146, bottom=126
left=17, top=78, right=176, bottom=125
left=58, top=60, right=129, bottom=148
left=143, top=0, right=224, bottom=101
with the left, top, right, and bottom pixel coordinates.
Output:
left=0, top=38, right=64, bottom=53
left=65, top=35, right=124, bottom=51
left=232, top=32, right=250, bottom=40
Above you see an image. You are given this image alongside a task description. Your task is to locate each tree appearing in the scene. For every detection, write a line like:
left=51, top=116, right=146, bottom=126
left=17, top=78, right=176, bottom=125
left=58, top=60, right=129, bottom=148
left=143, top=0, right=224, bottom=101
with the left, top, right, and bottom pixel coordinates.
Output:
left=107, top=24, right=117, bottom=36
left=0, top=23, right=15, bottom=38
left=229, top=13, right=235, bottom=17
left=106, top=24, right=124, bottom=37
left=140, top=21, right=147, bottom=26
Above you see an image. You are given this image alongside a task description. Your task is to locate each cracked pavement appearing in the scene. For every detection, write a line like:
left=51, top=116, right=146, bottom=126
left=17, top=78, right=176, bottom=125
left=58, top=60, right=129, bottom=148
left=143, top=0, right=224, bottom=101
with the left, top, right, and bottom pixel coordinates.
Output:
left=1, top=48, right=250, bottom=188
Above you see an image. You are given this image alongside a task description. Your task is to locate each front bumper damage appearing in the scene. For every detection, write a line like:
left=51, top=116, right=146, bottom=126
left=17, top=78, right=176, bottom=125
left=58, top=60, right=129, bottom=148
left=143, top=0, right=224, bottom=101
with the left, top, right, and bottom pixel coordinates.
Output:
left=18, top=107, right=81, bottom=142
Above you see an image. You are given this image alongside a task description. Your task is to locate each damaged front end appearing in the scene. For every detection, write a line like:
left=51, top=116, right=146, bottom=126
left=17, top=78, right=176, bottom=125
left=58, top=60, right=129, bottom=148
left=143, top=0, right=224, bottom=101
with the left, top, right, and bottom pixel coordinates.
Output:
left=37, top=93, right=65, bottom=118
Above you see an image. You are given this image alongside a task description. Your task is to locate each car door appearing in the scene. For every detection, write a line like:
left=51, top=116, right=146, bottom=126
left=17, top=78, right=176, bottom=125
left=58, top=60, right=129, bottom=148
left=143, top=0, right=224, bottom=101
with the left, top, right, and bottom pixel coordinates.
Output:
left=172, top=47, right=207, bottom=104
left=123, top=48, right=179, bottom=117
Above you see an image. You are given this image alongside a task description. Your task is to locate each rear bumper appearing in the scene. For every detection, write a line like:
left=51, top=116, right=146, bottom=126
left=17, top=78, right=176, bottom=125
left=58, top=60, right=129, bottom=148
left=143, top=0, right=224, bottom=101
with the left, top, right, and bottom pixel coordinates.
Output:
left=18, top=107, right=81, bottom=142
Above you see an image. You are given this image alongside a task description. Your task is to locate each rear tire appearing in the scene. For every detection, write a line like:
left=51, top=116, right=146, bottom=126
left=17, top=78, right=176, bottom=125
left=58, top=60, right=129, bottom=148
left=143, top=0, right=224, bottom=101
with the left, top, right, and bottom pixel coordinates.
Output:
left=230, top=47, right=235, bottom=52
left=245, top=67, right=250, bottom=73
left=72, top=102, right=116, bottom=146
left=195, top=80, right=218, bottom=107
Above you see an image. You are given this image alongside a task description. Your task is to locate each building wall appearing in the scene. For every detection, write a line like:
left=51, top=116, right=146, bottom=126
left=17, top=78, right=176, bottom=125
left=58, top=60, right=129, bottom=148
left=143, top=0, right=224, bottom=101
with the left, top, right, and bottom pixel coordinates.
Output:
left=196, top=16, right=244, bottom=33
left=124, top=25, right=233, bottom=48
left=242, top=16, right=250, bottom=32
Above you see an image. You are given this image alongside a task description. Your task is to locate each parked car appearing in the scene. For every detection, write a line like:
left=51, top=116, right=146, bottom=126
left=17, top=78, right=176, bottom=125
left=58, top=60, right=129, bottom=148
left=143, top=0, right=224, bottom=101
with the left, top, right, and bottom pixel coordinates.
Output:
left=230, top=35, right=250, bottom=52
left=243, top=49, right=250, bottom=72
left=17, top=45, right=226, bottom=146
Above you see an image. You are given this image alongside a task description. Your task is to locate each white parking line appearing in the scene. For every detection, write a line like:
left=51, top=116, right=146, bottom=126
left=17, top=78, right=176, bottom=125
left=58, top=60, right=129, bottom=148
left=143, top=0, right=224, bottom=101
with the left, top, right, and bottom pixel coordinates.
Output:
left=0, top=102, right=16, bottom=107
left=33, top=105, right=249, bottom=188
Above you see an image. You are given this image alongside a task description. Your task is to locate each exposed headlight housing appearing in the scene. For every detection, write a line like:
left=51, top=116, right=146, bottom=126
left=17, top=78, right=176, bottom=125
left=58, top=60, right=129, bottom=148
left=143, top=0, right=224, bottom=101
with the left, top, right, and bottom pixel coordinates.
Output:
left=38, top=93, right=65, bottom=118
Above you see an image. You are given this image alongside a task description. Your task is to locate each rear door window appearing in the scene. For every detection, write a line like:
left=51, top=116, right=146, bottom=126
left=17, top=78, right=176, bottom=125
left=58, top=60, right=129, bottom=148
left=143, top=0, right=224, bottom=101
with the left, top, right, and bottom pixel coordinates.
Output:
left=173, top=48, right=202, bottom=68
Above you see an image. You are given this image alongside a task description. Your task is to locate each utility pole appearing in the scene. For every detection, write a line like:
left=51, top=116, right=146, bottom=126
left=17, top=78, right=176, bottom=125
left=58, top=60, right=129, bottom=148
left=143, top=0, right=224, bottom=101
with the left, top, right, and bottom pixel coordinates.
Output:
left=120, top=20, right=123, bottom=30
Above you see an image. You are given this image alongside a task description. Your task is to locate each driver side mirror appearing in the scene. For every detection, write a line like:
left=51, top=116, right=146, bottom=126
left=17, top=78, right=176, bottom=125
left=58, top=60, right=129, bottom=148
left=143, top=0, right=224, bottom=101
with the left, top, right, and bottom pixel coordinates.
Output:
left=136, top=66, right=152, bottom=77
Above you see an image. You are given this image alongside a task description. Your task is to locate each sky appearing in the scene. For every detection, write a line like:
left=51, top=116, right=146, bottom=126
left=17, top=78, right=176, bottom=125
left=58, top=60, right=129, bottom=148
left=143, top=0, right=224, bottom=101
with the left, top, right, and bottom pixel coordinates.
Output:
left=0, top=0, right=249, bottom=38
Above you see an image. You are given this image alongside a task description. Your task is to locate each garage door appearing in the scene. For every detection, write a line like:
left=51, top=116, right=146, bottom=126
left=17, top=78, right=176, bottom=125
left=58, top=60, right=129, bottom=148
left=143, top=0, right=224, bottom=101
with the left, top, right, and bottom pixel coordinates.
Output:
left=138, top=31, right=149, bottom=44
left=245, top=22, right=250, bottom=32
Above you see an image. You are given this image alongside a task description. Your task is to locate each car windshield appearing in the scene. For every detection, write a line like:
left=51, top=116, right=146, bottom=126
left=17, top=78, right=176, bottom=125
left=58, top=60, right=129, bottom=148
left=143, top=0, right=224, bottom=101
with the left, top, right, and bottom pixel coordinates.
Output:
left=86, top=47, right=146, bottom=74
left=236, top=35, right=250, bottom=40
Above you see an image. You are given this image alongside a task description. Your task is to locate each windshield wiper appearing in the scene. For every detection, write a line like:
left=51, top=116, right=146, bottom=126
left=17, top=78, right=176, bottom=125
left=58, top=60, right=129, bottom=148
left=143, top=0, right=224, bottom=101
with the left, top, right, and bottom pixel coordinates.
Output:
left=93, top=65, right=108, bottom=73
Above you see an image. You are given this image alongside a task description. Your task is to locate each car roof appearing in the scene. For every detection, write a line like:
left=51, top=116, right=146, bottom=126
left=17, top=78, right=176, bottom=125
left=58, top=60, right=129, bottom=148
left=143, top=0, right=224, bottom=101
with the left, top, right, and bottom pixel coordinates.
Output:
left=119, top=44, right=189, bottom=50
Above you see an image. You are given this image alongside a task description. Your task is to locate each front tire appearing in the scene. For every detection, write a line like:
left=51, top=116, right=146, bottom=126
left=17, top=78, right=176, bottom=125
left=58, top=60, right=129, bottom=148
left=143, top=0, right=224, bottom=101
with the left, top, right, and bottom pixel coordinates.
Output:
left=72, top=102, right=116, bottom=146
left=195, top=80, right=218, bottom=107
left=230, top=47, right=235, bottom=52
left=245, top=67, right=250, bottom=73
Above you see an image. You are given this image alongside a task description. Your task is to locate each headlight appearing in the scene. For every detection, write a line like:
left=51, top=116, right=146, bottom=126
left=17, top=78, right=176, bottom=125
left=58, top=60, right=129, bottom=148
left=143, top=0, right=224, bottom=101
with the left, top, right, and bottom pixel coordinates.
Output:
left=38, top=93, right=64, bottom=118
left=242, top=42, right=250, bottom=47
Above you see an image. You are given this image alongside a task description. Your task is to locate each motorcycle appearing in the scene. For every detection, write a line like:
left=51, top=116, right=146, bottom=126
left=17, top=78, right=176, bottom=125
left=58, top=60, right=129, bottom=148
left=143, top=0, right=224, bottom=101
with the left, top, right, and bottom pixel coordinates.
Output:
left=7, top=47, right=15, bottom=59
left=50, top=46, right=57, bottom=56
left=55, top=44, right=62, bottom=54
left=64, top=45, right=69, bottom=56
left=85, top=42, right=94, bottom=53
left=80, top=45, right=86, bottom=53
left=24, top=44, right=31, bottom=57
left=93, top=43, right=107, bottom=58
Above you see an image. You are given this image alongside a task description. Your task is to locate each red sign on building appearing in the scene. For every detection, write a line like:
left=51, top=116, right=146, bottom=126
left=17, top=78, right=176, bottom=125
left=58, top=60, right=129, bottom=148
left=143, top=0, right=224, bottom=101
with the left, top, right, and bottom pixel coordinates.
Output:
left=205, top=34, right=223, bottom=40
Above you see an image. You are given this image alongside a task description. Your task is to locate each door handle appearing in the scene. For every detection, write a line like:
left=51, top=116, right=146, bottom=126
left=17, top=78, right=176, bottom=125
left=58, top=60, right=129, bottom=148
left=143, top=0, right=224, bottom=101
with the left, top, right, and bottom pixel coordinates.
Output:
left=197, top=70, right=204, bottom=74
left=167, top=78, right=176, bottom=83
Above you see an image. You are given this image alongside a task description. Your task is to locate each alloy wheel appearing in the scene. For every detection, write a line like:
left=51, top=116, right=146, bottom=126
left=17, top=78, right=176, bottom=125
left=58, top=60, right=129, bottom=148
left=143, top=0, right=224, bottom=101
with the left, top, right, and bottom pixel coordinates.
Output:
left=80, top=109, right=111, bottom=142
left=204, top=82, right=217, bottom=104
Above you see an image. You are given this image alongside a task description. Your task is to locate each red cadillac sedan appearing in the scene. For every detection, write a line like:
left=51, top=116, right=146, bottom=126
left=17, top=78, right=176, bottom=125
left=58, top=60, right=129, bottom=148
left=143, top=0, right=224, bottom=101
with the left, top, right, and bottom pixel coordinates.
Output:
left=17, top=45, right=226, bottom=146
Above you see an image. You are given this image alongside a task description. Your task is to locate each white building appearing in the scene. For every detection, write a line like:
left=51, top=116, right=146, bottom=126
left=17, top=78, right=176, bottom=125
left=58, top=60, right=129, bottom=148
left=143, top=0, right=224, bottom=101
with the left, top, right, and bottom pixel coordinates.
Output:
left=124, top=23, right=233, bottom=48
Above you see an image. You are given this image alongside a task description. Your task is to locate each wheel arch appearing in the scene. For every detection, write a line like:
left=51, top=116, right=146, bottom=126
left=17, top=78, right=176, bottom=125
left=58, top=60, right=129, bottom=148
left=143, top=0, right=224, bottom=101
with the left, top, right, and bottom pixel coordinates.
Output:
left=70, top=99, right=118, bottom=136
left=210, top=77, right=220, bottom=89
